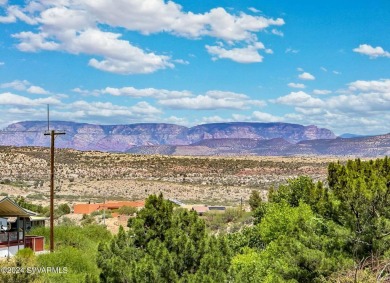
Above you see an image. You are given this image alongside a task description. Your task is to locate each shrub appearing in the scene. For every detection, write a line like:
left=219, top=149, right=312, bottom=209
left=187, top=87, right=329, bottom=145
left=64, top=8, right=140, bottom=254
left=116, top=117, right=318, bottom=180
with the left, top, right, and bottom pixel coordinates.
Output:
left=117, top=205, right=138, bottom=215
left=58, top=203, right=71, bottom=215
left=81, top=214, right=96, bottom=226
left=37, top=246, right=99, bottom=282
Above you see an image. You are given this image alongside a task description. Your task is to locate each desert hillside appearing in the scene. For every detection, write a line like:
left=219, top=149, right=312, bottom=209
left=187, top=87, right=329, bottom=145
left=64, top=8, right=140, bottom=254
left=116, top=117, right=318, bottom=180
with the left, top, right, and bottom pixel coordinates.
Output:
left=0, top=146, right=353, bottom=206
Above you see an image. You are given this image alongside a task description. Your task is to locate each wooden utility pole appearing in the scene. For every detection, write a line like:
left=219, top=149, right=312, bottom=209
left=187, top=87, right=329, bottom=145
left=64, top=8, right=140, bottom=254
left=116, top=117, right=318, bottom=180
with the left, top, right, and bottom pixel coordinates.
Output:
left=44, top=129, right=65, bottom=252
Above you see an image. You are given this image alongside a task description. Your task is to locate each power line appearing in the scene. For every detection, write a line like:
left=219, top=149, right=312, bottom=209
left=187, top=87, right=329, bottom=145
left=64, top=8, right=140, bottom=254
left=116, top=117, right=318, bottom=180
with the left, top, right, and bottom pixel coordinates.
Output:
left=0, top=130, right=155, bottom=136
left=0, top=131, right=43, bottom=134
left=0, top=129, right=141, bottom=152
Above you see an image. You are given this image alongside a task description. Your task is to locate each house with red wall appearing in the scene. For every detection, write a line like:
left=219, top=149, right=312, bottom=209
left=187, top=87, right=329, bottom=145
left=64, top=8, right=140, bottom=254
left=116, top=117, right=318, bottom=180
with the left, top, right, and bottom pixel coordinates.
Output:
left=73, top=200, right=145, bottom=214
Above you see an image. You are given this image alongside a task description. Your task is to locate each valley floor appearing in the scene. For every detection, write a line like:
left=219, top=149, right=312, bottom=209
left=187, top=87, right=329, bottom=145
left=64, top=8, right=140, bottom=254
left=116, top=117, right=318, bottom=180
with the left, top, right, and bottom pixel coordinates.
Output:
left=0, top=146, right=357, bottom=206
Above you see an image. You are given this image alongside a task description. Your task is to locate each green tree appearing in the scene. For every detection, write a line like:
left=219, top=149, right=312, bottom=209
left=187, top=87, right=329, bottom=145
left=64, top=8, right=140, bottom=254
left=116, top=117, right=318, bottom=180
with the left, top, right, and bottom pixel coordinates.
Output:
left=14, top=196, right=46, bottom=214
left=226, top=226, right=264, bottom=254
left=130, top=193, right=174, bottom=247
left=230, top=248, right=264, bottom=283
left=58, top=203, right=71, bottom=215
left=327, top=159, right=390, bottom=259
left=249, top=190, right=263, bottom=211
left=98, top=194, right=233, bottom=282
left=268, top=176, right=333, bottom=217
left=231, top=202, right=351, bottom=282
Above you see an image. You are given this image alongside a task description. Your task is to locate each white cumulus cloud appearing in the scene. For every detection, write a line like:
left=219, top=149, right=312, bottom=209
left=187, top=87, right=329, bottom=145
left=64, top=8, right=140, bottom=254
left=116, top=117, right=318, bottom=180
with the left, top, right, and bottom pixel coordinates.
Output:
left=159, top=90, right=265, bottom=110
left=206, top=41, right=266, bottom=63
left=101, top=86, right=192, bottom=99
left=252, top=111, right=283, bottom=122
left=287, top=83, right=305, bottom=89
left=1, top=80, right=30, bottom=91
left=353, top=44, right=390, bottom=59
left=273, top=91, right=324, bottom=107
left=201, top=115, right=226, bottom=123
left=269, top=78, right=390, bottom=134
left=13, top=27, right=173, bottom=74
left=6, top=1, right=284, bottom=72
left=12, top=32, right=59, bottom=52
left=348, top=79, right=390, bottom=93
left=0, top=4, right=16, bottom=23
left=271, top=29, right=284, bottom=37
left=27, top=85, right=50, bottom=95
left=68, top=100, right=162, bottom=119
left=285, top=48, right=299, bottom=54
left=1, top=80, right=51, bottom=95
left=248, top=7, right=261, bottom=13
left=298, top=72, right=315, bottom=80
left=313, top=89, right=331, bottom=95
left=160, top=95, right=246, bottom=110
left=82, top=2, right=284, bottom=41
left=0, top=92, right=60, bottom=106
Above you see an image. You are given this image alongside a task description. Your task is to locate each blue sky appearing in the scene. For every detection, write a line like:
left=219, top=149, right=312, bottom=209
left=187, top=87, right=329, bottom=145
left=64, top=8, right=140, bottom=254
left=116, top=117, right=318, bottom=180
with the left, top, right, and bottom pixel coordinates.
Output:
left=0, top=0, right=389, bottom=135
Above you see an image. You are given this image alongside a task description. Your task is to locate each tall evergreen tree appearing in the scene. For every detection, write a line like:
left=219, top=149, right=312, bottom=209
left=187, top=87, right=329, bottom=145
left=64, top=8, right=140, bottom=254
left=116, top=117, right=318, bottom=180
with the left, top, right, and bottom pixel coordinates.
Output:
left=97, top=194, right=233, bottom=282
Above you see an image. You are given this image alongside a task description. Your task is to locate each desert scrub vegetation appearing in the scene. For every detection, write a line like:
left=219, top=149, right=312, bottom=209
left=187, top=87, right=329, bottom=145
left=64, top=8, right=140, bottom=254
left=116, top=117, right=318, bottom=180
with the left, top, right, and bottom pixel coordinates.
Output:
left=1, top=146, right=345, bottom=204
left=116, top=205, right=138, bottom=215
left=14, top=196, right=49, bottom=215
left=14, top=196, right=72, bottom=219
left=203, top=208, right=253, bottom=234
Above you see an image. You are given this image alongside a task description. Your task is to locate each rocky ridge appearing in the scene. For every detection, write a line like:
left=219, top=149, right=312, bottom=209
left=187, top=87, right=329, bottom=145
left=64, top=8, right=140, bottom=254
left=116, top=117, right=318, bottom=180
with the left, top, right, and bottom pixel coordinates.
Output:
left=0, top=121, right=336, bottom=152
left=129, top=135, right=390, bottom=157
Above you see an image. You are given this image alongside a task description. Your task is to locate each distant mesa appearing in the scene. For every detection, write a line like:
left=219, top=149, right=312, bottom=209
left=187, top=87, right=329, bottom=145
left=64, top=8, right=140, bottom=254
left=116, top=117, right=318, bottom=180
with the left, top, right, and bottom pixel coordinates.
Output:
left=1, top=121, right=389, bottom=157
left=0, top=120, right=334, bottom=149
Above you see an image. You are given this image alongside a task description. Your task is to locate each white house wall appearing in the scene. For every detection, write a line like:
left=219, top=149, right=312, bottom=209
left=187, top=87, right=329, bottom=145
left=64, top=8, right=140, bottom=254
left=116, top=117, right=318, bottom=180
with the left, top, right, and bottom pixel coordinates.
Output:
left=0, top=245, right=24, bottom=258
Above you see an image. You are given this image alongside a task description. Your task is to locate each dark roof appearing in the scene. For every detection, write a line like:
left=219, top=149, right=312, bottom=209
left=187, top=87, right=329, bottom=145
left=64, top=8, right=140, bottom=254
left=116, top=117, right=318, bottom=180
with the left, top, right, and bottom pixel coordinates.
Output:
left=208, top=206, right=226, bottom=211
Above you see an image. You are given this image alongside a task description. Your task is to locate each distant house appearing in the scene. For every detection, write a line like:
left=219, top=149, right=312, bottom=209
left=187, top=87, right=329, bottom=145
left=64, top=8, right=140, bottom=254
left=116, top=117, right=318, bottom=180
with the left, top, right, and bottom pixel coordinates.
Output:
left=189, top=205, right=227, bottom=216
left=0, top=197, right=45, bottom=257
left=73, top=203, right=100, bottom=214
left=191, top=206, right=209, bottom=216
left=28, top=216, right=48, bottom=230
left=73, top=201, right=145, bottom=215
